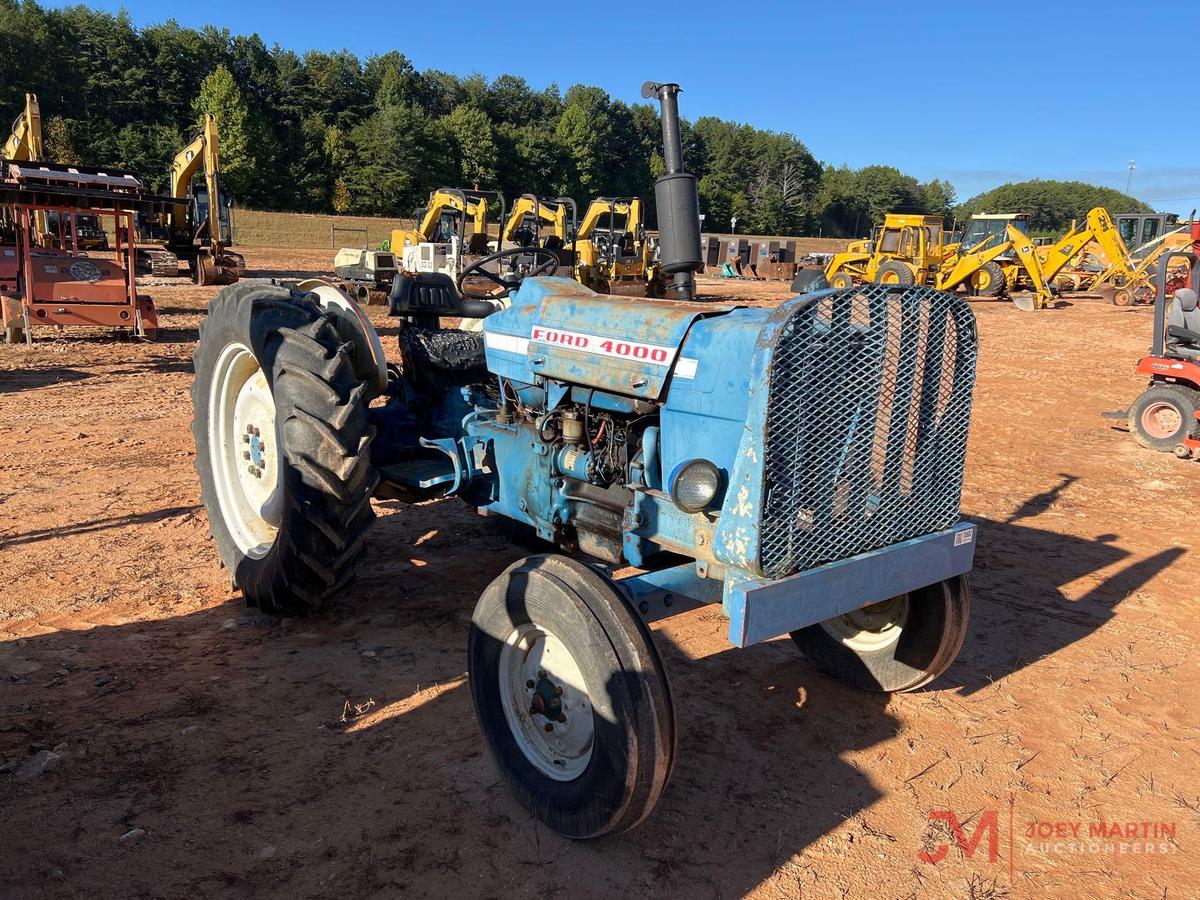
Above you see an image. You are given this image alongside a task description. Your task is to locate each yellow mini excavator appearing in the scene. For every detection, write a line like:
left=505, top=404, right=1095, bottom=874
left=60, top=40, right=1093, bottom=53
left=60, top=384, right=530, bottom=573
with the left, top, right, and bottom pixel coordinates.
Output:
left=135, top=114, right=243, bottom=284
left=571, top=196, right=664, bottom=297
left=500, top=194, right=576, bottom=249
left=390, top=187, right=505, bottom=279
left=499, top=194, right=577, bottom=274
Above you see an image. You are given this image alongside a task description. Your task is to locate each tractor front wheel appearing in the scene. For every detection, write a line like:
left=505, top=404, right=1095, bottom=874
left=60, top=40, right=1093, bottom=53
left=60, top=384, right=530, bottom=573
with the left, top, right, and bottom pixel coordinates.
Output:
left=1128, top=383, right=1200, bottom=452
left=874, top=261, right=914, bottom=286
left=469, top=554, right=676, bottom=839
left=191, top=282, right=378, bottom=614
left=790, top=575, right=971, bottom=692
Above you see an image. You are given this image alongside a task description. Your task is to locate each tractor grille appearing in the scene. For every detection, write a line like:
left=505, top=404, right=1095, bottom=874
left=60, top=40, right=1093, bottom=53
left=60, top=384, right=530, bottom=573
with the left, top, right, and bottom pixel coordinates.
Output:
left=759, top=285, right=977, bottom=579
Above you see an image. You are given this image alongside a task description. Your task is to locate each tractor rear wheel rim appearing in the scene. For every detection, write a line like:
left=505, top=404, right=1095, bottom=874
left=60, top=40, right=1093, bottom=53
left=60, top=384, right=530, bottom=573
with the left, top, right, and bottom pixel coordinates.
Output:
left=499, top=623, right=594, bottom=781
left=820, top=594, right=909, bottom=652
left=1141, top=401, right=1182, bottom=439
left=208, top=342, right=282, bottom=559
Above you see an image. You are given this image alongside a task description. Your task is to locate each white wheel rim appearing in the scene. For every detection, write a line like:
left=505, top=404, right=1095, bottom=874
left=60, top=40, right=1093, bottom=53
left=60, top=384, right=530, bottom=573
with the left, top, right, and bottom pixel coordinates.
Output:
left=207, top=342, right=283, bottom=559
left=499, top=624, right=594, bottom=781
left=821, top=594, right=909, bottom=652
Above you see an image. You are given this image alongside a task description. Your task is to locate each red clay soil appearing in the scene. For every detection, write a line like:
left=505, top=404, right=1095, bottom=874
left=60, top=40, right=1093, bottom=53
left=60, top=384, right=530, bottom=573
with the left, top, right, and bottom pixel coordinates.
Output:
left=0, top=250, right=1196, bottom=898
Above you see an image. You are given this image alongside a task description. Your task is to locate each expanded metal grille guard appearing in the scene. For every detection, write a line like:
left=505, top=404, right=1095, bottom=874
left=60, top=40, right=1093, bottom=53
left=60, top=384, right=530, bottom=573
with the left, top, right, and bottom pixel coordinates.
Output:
left=760, top=285, right=977, bottom=579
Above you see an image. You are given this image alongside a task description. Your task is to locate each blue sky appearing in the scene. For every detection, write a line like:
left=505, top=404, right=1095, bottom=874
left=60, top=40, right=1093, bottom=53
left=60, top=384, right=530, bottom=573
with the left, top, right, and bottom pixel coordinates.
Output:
left=53, top=0, right=1200, bottom=213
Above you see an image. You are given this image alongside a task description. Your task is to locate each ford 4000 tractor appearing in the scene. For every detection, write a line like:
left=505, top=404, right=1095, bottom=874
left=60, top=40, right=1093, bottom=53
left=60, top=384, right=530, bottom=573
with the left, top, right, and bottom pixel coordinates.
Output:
left=191, top=82, right=980, bottom=839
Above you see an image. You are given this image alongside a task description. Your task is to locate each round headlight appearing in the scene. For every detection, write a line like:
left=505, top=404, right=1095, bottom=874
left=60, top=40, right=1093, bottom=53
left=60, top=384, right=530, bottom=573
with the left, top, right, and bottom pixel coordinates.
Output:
left=669, top=459, right=722, bottom=513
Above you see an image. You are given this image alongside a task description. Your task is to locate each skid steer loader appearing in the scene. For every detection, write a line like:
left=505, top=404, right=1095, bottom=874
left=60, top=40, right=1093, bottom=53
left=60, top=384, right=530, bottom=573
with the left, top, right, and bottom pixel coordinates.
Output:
left=190, top=80, right=980, bottom=839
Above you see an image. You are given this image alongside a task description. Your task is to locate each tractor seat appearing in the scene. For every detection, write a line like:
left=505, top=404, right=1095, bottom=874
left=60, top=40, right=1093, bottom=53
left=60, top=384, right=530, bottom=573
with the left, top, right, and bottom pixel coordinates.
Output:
left=1167, top=288, right=1200, bottom=359
left=388, top=272, right=497, bottom=327
left=398, top=326, right=488, bottom=384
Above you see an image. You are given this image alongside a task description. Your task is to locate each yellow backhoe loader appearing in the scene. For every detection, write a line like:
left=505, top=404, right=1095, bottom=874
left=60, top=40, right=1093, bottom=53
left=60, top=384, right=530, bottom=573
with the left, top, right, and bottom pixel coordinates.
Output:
left=1032, top=207, right=1189, bottom=306
left=390, top=187, right=504, bottom=279
left=824, top=213, right=1054, bottom=308
left=134, top=114, right=243, bottom=284
left=571, top=197, right=664, bottom=297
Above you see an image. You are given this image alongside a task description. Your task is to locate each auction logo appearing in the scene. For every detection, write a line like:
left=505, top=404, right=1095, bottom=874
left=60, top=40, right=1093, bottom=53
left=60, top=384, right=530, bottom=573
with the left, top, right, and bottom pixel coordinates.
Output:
left=918, top=795, right=1177, bottom=880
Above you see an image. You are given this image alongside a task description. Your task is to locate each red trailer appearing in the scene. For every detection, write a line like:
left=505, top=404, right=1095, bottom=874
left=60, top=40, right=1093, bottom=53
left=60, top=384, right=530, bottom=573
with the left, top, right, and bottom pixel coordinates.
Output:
left=1, top=160, right=172, bottom=343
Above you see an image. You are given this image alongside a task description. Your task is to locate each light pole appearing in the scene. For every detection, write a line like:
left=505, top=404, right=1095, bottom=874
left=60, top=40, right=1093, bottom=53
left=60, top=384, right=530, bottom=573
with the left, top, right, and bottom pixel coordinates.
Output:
left=1125, top=160, right=1136, bottom=195
left=731, top=215, right=737, bottom=234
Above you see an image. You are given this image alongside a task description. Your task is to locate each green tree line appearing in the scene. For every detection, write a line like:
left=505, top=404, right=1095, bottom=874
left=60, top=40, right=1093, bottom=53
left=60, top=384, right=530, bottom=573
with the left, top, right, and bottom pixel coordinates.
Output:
left=0, top=2, right=1156, bottom=237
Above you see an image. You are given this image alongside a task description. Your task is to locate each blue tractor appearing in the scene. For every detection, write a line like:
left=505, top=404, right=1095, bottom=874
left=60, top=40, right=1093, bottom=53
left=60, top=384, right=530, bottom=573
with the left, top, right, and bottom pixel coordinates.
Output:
left=190, top=83, right=979, bottom=839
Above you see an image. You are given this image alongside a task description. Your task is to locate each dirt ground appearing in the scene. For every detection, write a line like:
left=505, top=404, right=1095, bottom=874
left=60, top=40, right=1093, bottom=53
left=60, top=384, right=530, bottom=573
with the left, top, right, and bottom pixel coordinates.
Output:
left=0, top=249, right=1196, bottom=899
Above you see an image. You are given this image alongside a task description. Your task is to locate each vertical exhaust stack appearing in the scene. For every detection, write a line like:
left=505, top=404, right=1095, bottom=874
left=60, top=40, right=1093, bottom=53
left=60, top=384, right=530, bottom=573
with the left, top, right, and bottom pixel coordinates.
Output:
left=641, top=81, right=702, bottom=301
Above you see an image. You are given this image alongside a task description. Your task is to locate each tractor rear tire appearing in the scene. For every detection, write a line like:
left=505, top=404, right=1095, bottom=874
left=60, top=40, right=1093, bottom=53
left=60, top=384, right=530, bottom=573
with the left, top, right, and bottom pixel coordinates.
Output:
left=191, top=282, right=378, bottom=615
left=874, top=261, right=914, bottom=286
left=967, top=261, right=1005, bottom=297
left=828, top=269, right=856, bottom=290
left=469, top=554, right=676, bottom=839
left=790, top=575, right=971, bottom=692
left=1128, top=383, right=1200, bottom=452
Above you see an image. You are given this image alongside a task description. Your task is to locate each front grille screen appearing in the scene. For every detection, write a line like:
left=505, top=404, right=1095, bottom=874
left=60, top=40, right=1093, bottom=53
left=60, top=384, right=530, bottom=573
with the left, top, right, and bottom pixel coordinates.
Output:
left=760, top=285, right=977, bottom=579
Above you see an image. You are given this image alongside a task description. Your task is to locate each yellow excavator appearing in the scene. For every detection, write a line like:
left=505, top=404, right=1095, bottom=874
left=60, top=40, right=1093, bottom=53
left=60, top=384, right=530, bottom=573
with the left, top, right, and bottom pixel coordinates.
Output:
left=499, top=194, right=577, bottom=275
left=390, top=187, right=504, bottom=278
left=2, top=93, right=48, bottom=247
left=571, top=197, right=664, bottom=297
left=3, top=93, right=43, bottom=163
left=824, top=212, right=1054, bottom=309
left=135, top=114, right=242, bottom=284
left=500, top=194, right=576, bottom=249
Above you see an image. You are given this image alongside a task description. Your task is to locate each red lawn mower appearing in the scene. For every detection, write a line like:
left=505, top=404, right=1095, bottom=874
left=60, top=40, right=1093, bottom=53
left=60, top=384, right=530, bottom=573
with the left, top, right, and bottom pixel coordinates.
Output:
left=1106, top=246, right=1200, bottom=458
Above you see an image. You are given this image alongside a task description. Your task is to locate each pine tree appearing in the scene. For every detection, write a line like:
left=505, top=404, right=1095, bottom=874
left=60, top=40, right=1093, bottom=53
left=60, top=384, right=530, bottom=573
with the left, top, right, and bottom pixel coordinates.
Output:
left=193, top=64, right=257, bottom=200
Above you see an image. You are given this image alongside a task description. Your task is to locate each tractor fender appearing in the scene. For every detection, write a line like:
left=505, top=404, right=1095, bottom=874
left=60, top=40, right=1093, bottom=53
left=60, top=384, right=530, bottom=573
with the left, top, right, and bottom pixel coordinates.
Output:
left=295, top=277, right=388, bottom=397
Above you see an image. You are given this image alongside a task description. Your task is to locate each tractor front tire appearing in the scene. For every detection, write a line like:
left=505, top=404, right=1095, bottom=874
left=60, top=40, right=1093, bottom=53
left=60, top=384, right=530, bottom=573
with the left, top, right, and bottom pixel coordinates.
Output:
left=790, top=575, right=971, bottom=692
left=1128, top=383, right=1200, bottom=452
left=191, top=282, right=378, bottom=615
left=469, top=554, right=676, bottom=839
left=874, top=261, right=914, bottom=286
left=967, top=261, right=1005, bottom=297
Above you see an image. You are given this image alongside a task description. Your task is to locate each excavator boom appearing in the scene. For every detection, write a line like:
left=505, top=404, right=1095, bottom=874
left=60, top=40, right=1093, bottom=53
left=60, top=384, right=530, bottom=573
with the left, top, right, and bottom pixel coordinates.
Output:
left=3, top=94, right=43, bottom=162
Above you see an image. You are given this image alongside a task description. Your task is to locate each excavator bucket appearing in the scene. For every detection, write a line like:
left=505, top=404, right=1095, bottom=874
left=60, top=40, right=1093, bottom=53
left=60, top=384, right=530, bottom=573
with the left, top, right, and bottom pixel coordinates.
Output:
left=195, top=251, right=241, bottom=286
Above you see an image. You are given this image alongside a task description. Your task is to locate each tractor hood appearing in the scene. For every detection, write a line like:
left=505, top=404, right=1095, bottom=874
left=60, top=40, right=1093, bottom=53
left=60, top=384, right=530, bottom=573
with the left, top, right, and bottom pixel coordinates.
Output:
left=483, top=276, right=739, bottom=400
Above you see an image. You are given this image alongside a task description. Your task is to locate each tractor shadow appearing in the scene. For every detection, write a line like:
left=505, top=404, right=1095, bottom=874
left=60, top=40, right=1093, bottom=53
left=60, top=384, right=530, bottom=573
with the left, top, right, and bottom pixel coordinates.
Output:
left=0, top=366, right=95, bottom=393
left=0, top=504, right=200, bottom=549
left=0, top=503, right=1183, bottom=896
left=950, top=516, right=1184, bottom=696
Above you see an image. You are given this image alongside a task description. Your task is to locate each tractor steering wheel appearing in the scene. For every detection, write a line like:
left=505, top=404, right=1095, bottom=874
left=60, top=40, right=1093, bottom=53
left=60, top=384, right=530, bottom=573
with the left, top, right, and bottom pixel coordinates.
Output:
left=457, top=247, right=561, bottom=299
